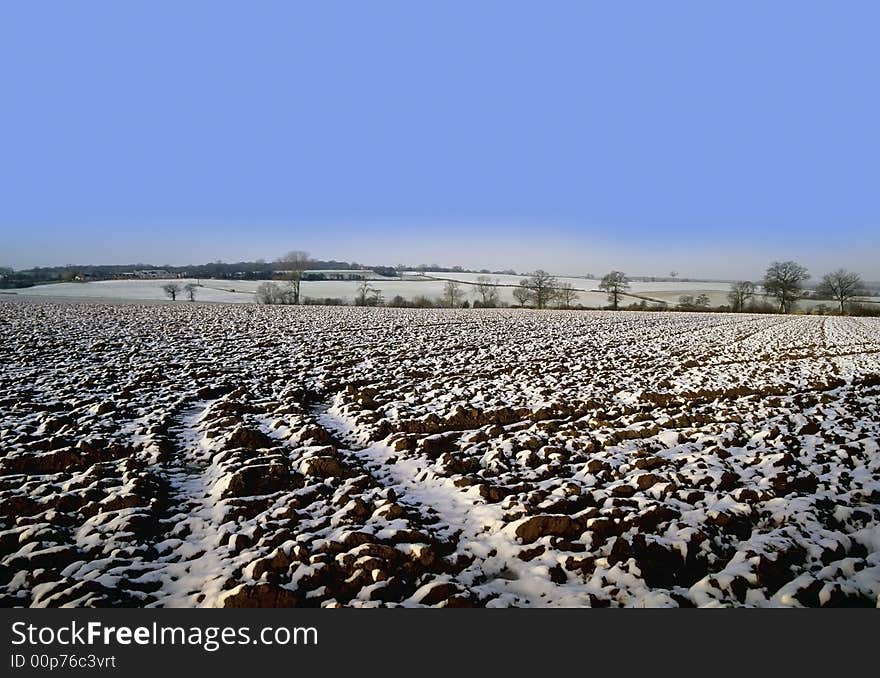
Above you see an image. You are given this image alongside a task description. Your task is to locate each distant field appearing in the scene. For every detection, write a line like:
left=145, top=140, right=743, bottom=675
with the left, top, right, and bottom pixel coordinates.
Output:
left=8, top=273, right=737, bottom=307
left=7, top=279, right=254, bottom=303
left=9, top=273, right=878, bottom=309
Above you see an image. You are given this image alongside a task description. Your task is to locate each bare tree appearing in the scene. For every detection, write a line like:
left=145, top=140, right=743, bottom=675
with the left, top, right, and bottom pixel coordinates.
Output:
left=442, top=280, right=465, bottom=308
left=355, top=279, right=382, bottom=306
left=727, top=281, right=755, bottom=312
left=816, top=269, right=865, bottom=314
left=554, top=282, right=578, bottom=309
left=355, top=280, right=371, bottom=305
left=513, top=280, right=531, bottom=307
left=763, top=261, right=809, bottom=314
left=183, top=282, right=198, bottom=302
left=256, top=281, right=280, bottom=304
left=255, top=281, right=296, bottom=304
left=524, top=270, right=558, bottom=309
left=475, top=275, right=500, bottom=307
left=276, top=250, right=311, bottom=304
left=694, top=293, right=710, bottom=309
left=599, top=271, right=630, bottom=310
left=162, top=283, right=181, bottom=301
left=677, top=294, right=695, bottom=310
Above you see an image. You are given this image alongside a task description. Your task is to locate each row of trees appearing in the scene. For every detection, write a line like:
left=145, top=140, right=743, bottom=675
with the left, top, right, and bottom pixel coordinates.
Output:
left=262, top=252, right=640, bottom=311
left=439, top=270, right=635, bottom=309
left=251, top=250, right=870, bottom=315
left=507, top=270, right=630, bottom=309
left=255, top=277, right=386, bottom=307
left=161, top=282, right=198, bottom=301
left=727, top=262, right=867, bottom=314
left=252, top=266, right=638, bottom=310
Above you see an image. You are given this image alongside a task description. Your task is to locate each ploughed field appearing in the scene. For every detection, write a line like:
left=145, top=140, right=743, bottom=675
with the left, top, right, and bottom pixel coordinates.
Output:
left=1, top=299, right=879, bottom=608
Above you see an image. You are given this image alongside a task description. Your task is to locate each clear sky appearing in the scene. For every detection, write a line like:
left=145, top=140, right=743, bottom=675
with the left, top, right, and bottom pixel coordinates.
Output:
left=1, top=1, right=877, bottom=278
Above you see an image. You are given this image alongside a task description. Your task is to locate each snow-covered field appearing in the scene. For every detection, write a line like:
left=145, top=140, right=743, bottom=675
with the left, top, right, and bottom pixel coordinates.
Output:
left=1, top=298, right=879, bottom=607
left=14, top=274, right=874, bottom=310
left=8, top=274, right=736, bottom=307
left=8, top=274, right=879, bottom=311
left=5, top=279, right=256, bottom=304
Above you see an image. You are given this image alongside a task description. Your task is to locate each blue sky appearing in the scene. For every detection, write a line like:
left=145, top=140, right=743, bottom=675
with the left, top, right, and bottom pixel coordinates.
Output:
left=1, top=1, right=877, bottom=278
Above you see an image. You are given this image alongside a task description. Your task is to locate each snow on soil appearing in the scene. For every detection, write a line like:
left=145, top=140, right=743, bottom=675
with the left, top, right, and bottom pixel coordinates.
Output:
left=1, top=297, right=879, bottom=607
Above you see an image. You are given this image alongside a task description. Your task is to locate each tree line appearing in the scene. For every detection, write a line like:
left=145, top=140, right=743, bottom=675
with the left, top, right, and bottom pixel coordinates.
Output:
left=251, top=264, right=635, bottom=310
left=725, top=261, right=868, bottom=315
left=159, top=250, right=873, bottom=316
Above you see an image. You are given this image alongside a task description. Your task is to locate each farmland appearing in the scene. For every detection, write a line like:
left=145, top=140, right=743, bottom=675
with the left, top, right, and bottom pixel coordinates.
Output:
left=10, top=273, right=877, bottom=312
left=5, top=273, right=734, bottom=307
left=1, top=298, right=879, bottom=607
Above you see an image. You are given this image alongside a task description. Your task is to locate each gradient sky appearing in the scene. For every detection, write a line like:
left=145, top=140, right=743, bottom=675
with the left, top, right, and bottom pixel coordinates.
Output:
left=1, top=1, right=878, bottom=278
